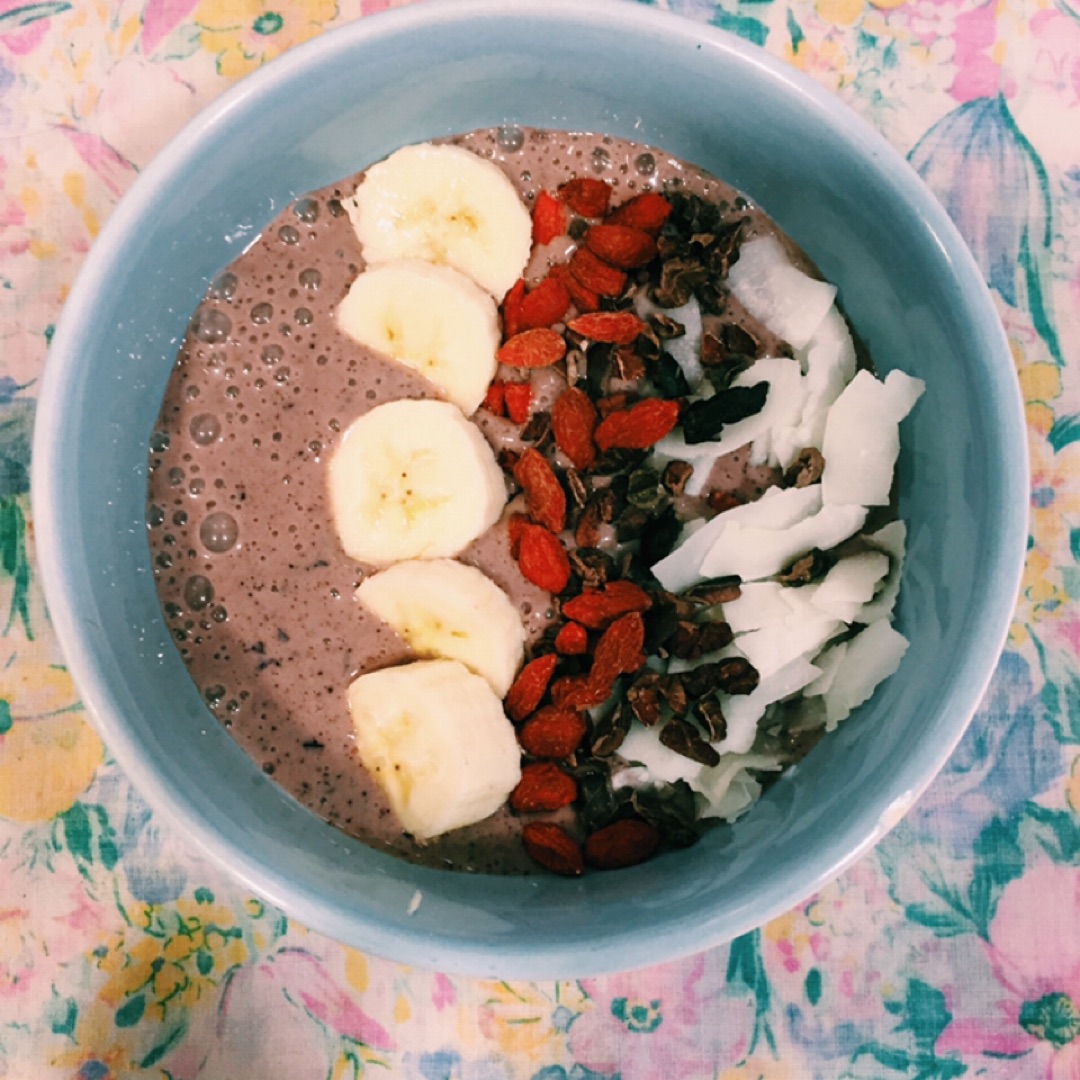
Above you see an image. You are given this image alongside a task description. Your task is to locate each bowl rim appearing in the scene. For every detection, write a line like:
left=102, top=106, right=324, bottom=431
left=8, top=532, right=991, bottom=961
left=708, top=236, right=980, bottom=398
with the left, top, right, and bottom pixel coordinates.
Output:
left=31, top=0, right=1029, bottom=978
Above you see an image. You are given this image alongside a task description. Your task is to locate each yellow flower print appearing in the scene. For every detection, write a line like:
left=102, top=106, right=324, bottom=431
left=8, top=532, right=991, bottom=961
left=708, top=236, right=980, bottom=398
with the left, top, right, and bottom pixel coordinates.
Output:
left=815, top=0, right=864, bottom=29
left=195, top=0, right=339, bottom=78
left=477, top=980, right=589, bottom=1061
left=1028, top=433, right=1080, bottom=558
left=0, top=642, right=102, bottom=823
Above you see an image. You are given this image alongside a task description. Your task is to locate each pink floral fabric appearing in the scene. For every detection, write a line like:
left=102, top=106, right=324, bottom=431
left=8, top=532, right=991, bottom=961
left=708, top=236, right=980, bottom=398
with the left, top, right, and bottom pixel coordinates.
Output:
left=1, top=0, right=1079, bottom=1076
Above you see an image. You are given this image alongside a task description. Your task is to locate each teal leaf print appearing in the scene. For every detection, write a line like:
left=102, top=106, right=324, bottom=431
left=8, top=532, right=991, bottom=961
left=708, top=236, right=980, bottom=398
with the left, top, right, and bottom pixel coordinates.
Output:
left=1072, top=528, right=1080, bottom=563
left=878, top=839, right=977, bottom=936
left=786, top=8, right=804, bottom=53
left=909, top=95, right=1063, bottom=365
left=727, top=930, right=777, bottom=1055
left=1032, top=632, right=1080, bottom=744
left=46, top=991, right=77, bottom=1038
left=139, top=1019, right=189, bottom=1068
left=1019, top=804, right=1080, bottom=864
left=967, top=817, right=1025, bottom=938
left=0, top=498, right=32, bottom=638
left=851, top=980, right=965, bottom=1078
left=894, top=980, right=952, bottom=1053
left=0, top=1, right=71, bottom=30
left=1049, top=414, right=1080, bottom=452
left=710, top=8, right=769, bottom=46
left=115, top=993, right=146, bottom=1028
left=57, top=802, right=120, bottom=878
left=60, top=802, right=94, bottom=864
left=805, top=967, right=822, bottom=1006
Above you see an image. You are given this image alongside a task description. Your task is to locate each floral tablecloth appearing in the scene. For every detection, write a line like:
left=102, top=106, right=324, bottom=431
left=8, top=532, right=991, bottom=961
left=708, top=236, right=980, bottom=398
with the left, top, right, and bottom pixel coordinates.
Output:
left=2, top=0, right=1078, bottom=1076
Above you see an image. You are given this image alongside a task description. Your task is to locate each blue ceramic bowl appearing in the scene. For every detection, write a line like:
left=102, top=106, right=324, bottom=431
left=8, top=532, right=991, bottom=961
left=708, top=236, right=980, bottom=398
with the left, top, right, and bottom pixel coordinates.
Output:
left=32, top=0, right=1026, bottom=978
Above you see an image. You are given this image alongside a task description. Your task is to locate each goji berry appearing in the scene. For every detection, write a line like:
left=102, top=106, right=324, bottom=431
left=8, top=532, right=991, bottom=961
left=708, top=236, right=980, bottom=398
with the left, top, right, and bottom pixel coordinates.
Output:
left=482, top=380, right=506, bottom=416
left=569, top=247, right=626, bottom=298
left=553, top=621, right=589, bottom=657
left=551, top=262, right=601, bottom=314
left=557, top=177, right=612, bottom=218
left=604, top=191, right=673, bottom=234
left=504, top=382, right=532, bottom=425
left=583, top=224, right=658, bottom=269
left=507, top=511, right=530, bottom=558
left=532, top=190, right=568, bottom=246
left=501, top=278, right=526, bottom=339
left=510, top=762, right=577, bottom=812
left=519, top=275, right=571, bottom=330
left=516, top=523, right=571, bottom=594
left=518, top=706, right=587, bottom=758
left=498, top=327, right=567, bottom=368
left=522, top=821, right=584, bottom=876
left=561, top=580, right=653, bottom=629
left=567, top=311, right=648, bottom=346
left=551, top=387, right=598, bottom=470
left=551, top=673, right=610, bottom=710
left=594, top=398, right=680, bottom=450
left=590, top=611, right=647, bottom=688
left=584, top=819, right=661, bottom=869
left=505, top=653, right=558, bottom=723
left=596, top=391, right=633, bottom=418
left=513, top=448, right=566, bottom=533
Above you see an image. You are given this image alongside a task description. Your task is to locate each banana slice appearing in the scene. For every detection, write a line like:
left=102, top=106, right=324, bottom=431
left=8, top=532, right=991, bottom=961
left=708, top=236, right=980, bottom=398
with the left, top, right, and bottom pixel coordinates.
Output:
left=356, top=559, right=524, bottom=697
left=337, top=260, right=499, bottom=416
left=346, top=142, right=531, bottom=299
left=328, top=399, right=506, bottom=565
left=347, top=658, right=522, bottom=840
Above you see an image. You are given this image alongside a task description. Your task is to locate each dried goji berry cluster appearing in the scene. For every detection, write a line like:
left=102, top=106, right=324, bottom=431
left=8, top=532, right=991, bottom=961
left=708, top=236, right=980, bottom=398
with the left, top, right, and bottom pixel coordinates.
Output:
left=481, top=177, right=769, bottom=876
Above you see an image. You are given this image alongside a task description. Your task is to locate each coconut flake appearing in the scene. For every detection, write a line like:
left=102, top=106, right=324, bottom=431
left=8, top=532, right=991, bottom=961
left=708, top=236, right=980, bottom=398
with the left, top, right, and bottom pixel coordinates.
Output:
left=820, top=619, right=910, bottom=729
left=699, top=502, right=867, bottom=582
left=649, top=484, right=822, bottom=592
left=858, top=521, right=907, bottom=624
left=811, top=551, right=891, bottom=622
left=821, top=369, right=925, bottom=506
left=727, top=236, right=837, bottom=350
left=714, top=654, right=824, bottom=753
left=697, top=754, right=783, bottom=820
left=616, top=722, right=704, bottom=786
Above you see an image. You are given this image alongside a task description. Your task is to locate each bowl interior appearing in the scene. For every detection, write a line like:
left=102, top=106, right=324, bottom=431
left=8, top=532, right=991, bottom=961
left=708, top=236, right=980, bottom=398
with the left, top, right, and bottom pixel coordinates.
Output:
left=33, top=0, right=1026, bottom=978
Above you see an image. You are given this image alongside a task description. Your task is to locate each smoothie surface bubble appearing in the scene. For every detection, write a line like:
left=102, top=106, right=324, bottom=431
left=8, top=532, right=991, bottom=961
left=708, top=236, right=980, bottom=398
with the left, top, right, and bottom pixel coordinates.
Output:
left=183, top=574, right=215, bottom=611
left=210, top=272, right=238, bottom=300
left=200, top=511, right=239, bottom=553
left=635, top=152, right=656, bottom=176
left=190, top=413, right=222, bottom=445
left=293, top=198, right=319, bottom=223
left=250, top=302, right=273, bottom=325
left=497, top=125, right=525, bottom=152
left=191, top=306, right=232, bottom=344
left=278, top=224, right=300, bottom=245
left=298, top=268, right=321, bottom=291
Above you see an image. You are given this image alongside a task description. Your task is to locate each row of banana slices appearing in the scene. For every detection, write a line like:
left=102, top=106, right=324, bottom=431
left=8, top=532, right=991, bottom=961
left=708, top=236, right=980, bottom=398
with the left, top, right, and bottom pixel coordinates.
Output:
left=328, top=142, right=538, bottom=841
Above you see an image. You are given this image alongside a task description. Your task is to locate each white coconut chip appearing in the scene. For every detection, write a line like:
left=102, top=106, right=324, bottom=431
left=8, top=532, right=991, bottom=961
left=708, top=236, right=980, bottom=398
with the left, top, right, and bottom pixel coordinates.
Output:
left=650, top=483, right=822, bottom=593
left=615, top=723, right=704, bottom=787
left=697, top=754, right=783, bottom=820
left=699, top=502, right=867, bottom=583
left=820, top=619, right=910, bottom=729
left=715, top=654, right=824, bottom=753
left=727, top=236, right=837, bottom=351
left=811, top=550, right=891, bottom=622
left=858, top=521, right=907, bottom=624
left=821, top=369, right=925, bottom=507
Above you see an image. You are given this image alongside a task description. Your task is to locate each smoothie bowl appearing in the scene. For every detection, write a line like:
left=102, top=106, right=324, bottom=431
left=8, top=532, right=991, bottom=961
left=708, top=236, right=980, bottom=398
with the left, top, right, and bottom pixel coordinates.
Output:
left=32, top=0, right=1026, bottom=978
